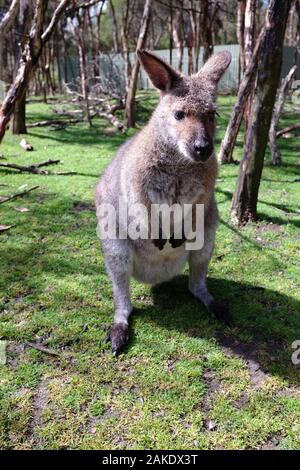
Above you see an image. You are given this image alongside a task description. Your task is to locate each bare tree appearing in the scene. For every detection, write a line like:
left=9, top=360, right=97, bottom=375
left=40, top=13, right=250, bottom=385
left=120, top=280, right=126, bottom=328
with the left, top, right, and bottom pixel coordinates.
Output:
left=231, top=0, right=293, bottom=224
left=68, top=9, right=92, bottom=127
left=0, top=0, right=70, bottom=143
left=124, top=0, right=153, bottom=128
left=219, top=27, right=265, bottom=164
left=269, top=65, right=297, bottom=166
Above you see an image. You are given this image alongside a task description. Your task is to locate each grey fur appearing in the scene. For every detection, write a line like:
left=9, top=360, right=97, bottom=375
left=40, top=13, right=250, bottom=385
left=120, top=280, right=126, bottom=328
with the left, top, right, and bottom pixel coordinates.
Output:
left=96, top=50, right=232, bottom=354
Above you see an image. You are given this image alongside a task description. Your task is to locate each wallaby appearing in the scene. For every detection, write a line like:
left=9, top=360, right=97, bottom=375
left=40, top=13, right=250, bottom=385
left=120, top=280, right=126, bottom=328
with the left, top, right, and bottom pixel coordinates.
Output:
left=96, top=50, right=232, bottom=355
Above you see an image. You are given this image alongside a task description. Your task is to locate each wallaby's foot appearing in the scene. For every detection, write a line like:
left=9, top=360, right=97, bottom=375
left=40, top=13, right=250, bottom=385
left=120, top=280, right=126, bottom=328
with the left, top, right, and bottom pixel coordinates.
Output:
left=106, top=323, right=129, bottom=356
left=208, top=300, right=233, bottom=326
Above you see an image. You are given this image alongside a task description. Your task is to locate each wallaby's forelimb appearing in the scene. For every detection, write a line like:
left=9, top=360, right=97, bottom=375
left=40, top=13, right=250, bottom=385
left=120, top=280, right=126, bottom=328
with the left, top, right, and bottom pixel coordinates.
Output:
left=103, top=239, right=133, bottom=355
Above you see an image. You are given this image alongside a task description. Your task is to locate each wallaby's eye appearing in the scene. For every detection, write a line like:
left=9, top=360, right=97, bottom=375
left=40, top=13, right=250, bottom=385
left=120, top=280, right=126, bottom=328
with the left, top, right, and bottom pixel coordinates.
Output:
left=174, top=111, right=185, bottom=121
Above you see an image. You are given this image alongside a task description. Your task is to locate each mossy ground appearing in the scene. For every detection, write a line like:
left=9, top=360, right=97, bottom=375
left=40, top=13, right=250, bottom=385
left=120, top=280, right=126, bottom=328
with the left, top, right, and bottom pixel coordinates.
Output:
left=0, top=93, right=299, bottom=450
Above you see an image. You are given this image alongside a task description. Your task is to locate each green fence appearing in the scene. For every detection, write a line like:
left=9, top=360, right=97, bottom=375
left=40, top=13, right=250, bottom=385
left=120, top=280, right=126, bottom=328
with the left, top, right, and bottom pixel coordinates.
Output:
left=59, top=44, right=300, bottom=94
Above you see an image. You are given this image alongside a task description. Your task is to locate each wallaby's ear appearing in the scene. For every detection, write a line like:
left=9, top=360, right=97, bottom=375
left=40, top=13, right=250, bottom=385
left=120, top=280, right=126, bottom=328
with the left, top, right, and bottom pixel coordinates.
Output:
left=137, top=50, right=181, bottom=92
left=198, top=51, right=232, bottom=84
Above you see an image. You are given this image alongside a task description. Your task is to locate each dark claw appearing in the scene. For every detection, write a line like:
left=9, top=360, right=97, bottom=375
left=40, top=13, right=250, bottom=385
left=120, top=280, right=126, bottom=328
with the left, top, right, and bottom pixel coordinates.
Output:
left=106, top=323, right=129, bottom=356
left=209, top=300, right=234, bottom=326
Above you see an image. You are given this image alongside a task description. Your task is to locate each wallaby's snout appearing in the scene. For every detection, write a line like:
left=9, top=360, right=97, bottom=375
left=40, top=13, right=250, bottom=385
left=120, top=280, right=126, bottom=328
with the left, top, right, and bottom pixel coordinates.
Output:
left=193, top=138, right=213, bottom=162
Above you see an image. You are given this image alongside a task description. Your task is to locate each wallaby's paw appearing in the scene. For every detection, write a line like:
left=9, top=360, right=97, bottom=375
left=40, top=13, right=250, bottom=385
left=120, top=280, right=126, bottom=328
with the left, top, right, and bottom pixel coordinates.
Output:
left=209, top=301, right=233, bottom=326
left=106, top=323, right=129, bottom=356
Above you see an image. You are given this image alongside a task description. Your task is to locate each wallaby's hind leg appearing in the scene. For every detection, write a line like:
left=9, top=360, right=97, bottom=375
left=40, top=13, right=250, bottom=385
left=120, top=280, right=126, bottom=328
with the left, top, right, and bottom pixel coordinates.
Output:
left=189, top=248, right=232, bottom=326
left=188, top=206, right=232, bottom=326
left=102, top=239, right=133, bottom=355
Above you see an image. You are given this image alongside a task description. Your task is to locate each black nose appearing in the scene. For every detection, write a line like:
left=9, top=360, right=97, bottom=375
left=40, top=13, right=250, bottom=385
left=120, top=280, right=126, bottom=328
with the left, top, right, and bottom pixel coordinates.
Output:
left=194, top=140, right=210, bottom=153
left=194, top=140, right=212, bottom=160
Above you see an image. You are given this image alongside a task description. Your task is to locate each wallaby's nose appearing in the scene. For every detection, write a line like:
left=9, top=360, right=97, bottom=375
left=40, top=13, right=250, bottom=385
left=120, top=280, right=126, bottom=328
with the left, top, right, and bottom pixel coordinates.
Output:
left=193, top=140, right=212, bottom=161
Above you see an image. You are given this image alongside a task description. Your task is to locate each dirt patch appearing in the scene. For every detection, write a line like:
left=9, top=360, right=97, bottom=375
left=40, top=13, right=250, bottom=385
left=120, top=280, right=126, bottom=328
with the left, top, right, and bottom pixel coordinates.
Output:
left=6, top=341, right=25, bottom=368
left=201, top=369, right=221, bottom=430
left=256, top=223, right=283, bottom=233
left=72, top=201, right=95, bottom=212
left=261, top=432, right=282, bottom=450
left=217, top=334, right=267, bottom=389
left=29, top=379, right=50, bottom=448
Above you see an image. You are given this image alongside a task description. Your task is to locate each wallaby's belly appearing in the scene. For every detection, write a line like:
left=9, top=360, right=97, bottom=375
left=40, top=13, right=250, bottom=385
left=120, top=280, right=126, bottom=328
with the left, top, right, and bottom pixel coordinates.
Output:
left=132, top=241, right=188, bottom=285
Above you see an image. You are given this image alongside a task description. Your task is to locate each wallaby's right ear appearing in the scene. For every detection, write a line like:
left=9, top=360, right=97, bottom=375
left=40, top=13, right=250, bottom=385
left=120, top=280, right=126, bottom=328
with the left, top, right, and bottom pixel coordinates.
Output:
left=137, top=50, right=181, bottom=92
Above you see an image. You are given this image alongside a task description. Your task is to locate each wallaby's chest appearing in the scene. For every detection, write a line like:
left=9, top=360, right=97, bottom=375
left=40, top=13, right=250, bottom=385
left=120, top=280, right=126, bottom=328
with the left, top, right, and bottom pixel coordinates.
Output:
left=145, top=165, right=205, bottom=206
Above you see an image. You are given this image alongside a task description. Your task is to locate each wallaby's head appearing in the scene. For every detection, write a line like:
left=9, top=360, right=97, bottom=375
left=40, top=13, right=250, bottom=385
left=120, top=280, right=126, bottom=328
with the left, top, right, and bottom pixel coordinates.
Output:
left=137, top=50, right=231, bottom=163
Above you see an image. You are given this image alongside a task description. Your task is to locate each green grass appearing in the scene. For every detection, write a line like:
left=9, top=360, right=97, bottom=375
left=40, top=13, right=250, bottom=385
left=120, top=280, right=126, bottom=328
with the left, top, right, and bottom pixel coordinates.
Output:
left=0, top=93, right=299, bottom=450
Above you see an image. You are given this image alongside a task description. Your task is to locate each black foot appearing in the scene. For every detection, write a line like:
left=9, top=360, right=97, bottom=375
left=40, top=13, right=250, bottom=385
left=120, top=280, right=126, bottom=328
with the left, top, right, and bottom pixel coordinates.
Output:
left=106, top=323, right=129, bottom=356
left=209, top=301, right=234, bottom=326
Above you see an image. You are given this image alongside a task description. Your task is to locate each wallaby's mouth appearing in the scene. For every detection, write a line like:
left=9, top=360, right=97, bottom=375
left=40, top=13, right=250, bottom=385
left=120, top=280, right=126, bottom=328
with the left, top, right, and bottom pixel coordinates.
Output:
left=191, top=146, right=213, bottom=163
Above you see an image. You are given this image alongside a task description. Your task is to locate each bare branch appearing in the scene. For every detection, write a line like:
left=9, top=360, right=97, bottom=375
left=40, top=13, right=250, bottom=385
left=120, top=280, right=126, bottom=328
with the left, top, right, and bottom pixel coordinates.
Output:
left=0, top=0, right=20, bottom=41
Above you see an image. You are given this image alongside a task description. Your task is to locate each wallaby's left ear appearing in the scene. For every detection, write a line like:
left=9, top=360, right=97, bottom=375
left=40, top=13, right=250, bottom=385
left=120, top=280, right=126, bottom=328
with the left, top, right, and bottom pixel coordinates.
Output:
left=198, top=51, right=232, bottom=84
left=137, top=49, right=181, bottom=92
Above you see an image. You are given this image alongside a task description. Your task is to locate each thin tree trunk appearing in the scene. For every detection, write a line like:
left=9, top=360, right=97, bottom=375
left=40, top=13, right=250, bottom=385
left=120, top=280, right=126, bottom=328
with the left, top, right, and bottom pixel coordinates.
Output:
left=168, top=0, right=173, bottom=65
left=122, top=0, right=131, bottom=94
left=219, top=27, right=265, bottom=164
left=173, top=8, right=184, bottom=72
left=202, top=0, right=214, bottom=63
left=68, top=12, right=92, bottom=127
left=243, top=0, right=257, bottom=129
left=269, top=65, right=297, bottom=166
left=124, top=0, right=152, bottom=128
left=109, top=0, right=119, bottom=53
left=237, top=0, right=246, bottom=82
left=231, top=0, right=292, bottom=224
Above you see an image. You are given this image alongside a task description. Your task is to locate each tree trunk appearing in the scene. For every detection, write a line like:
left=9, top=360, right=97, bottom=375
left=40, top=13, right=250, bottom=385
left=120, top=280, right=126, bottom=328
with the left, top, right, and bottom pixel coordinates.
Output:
left=124, top=0, right=152, bottom=128
left=237, top=0, right=246, bottom=82
left=202, top=0, right=214, bottom=63
left=243, top=0, right=257, bottom=129
left=219, top=27, right=265, bottom=164
left=231, top=0, right=292, bottom=224
left=173, top=9, right=184, bottom=72
left=269, top=65, right=297, bottom=166
left=121, top=0, right=131, bottom=94
left=9, top=90, right=27, bottom=134
left=168, top=0, right=173, bottom=65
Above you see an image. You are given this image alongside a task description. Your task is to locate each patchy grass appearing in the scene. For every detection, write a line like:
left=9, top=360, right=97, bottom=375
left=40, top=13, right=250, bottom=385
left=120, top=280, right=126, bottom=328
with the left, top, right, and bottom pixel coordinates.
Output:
left=0, top=93, right=299, bottom=450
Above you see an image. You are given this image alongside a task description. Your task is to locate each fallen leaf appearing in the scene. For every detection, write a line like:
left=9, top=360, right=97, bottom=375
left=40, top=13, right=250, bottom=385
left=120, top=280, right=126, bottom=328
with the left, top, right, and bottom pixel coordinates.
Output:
left=14, top=207, right=30, bottom=212
left=208, top=420, right=217, bottom=431
left=0, top=224, right=12, bottom=232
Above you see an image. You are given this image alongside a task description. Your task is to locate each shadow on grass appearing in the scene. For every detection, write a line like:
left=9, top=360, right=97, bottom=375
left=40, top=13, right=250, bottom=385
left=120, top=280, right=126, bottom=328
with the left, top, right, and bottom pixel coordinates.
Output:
left=129, top=274, right=300, bottom=386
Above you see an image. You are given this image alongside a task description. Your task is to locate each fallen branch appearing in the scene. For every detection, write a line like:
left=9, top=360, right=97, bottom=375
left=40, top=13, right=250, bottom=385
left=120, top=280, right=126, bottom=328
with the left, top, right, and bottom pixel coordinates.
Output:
left=276, top=124, right=300, bottom=138
left=0, top=159, right=60, bottom=174
left=0, top=185, right=39, bottom=204
left=98, top=111, right=126, bottom=132
left=27, top=118, right=82, bottom=127
left=26, top=342, right=60, bottom=357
